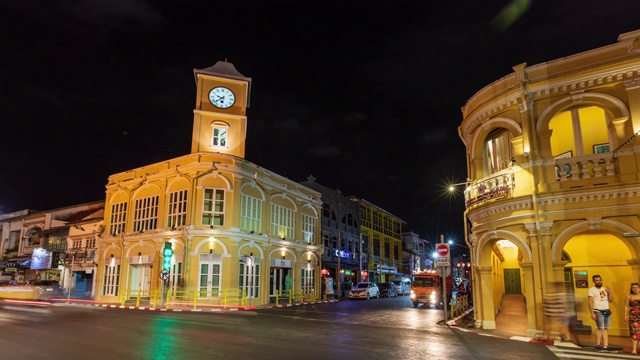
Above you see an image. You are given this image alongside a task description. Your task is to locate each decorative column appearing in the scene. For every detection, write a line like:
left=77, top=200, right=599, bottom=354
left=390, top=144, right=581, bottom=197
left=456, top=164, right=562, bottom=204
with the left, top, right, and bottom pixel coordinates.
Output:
left=519, top=261, right=538, bottom=338
left=627, top=259, right=640, bottom=284
left=477, top=265, right=496, bottom=329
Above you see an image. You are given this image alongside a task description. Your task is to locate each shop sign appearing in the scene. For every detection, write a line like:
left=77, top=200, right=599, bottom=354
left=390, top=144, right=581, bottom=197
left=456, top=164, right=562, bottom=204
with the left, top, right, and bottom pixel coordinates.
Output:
left=334, top=250, right=350, bottom=259
left=375, top=265, right=397, bottom=274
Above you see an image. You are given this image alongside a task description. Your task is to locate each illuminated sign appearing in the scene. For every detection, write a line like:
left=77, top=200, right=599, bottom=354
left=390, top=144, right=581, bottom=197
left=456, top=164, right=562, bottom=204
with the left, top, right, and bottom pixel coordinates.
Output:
left=31, top=248, right=52, bottom=270
left=334, top=250, right=350, bottom=259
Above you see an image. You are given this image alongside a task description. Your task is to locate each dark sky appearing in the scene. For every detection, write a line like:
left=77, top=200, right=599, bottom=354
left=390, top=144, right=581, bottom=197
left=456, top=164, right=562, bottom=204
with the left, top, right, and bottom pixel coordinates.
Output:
left=1, top=0, right=639, bottom=249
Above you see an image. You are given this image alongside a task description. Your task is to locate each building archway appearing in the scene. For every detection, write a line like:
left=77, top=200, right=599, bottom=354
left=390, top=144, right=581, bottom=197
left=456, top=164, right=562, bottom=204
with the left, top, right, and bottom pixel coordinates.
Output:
left=474, top=230, right=533, bottom=331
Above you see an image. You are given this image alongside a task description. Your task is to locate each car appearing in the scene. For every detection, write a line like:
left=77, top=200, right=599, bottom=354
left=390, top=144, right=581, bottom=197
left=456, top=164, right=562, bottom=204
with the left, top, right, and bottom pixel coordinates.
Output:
left=391, top=278, right=411, bottom=296
left=378, top=282, right=398, bottom=297
left=25, top=280, right=63, bottom=300
left=349, top=282, right=380, bottom=300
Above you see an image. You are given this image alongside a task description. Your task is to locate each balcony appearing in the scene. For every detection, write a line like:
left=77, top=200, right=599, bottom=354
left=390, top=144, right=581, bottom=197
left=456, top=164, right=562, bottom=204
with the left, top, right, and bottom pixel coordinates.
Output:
left=553, top=152, right=615, bottom=182
left=465, top=170, right=515, bottom=209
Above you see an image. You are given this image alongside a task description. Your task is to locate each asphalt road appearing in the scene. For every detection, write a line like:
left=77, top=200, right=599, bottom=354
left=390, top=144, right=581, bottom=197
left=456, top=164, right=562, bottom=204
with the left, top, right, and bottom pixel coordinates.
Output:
left=0, top=296, right=566, bottom=360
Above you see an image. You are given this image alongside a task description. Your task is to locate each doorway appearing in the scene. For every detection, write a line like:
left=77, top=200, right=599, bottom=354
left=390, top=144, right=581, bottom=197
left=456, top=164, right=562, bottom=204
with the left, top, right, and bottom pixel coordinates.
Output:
left=198, top=253, right=222, bottom=298
left=504, top=268, right=521, bottom=294
left=270, top=267, right=292, bottom=302
left=130, top=265, right=152, bottom=298
left=239, top=256, right=260, bottom=300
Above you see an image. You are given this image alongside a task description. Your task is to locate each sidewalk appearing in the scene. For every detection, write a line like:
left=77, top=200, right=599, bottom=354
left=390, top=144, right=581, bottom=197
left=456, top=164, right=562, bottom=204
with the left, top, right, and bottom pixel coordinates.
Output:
left=448, top=294, right=632, bottom=353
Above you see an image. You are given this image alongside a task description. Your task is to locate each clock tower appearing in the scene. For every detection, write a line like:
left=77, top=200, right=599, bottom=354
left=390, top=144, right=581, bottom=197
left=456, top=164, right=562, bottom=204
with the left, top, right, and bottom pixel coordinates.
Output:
left=192, top=61, right=252, bottom=158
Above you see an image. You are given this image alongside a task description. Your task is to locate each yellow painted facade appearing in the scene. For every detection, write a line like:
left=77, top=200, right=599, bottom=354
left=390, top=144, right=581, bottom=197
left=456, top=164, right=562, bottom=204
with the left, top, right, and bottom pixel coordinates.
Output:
left=460, top=29, right=640, bottom=337
left=95, top=61, right=322, bottom=307
left=360, top=200, right=405, bottom=282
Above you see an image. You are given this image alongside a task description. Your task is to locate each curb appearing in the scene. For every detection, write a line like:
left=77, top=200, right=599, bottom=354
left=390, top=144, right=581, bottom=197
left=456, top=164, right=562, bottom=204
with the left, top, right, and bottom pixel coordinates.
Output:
left=446, top=308, right=579, bottom=348
left=96, top=304, right=257, bottom=312
left=266, top=300, right=339, bottom=309
left=49, top=300, right=256, bottom=312
left=50, top=299, right=339, bottom=312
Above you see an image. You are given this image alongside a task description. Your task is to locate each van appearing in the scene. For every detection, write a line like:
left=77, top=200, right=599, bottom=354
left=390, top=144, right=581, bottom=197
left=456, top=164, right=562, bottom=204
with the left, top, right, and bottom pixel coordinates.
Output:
left=391, top=278, right=411, bottom=296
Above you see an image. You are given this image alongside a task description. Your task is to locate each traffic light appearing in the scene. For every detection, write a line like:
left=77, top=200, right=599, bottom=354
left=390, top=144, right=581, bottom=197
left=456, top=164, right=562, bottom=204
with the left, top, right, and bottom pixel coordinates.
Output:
left=162, top=242, right=173, bottom=271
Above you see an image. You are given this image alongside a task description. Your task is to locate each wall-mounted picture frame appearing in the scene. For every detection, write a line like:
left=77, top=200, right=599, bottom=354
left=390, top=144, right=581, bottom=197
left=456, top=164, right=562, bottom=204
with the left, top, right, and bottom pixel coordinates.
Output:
left=553, top=150, right=572, bottom=159
left=593, top=143, right=610, bottom=154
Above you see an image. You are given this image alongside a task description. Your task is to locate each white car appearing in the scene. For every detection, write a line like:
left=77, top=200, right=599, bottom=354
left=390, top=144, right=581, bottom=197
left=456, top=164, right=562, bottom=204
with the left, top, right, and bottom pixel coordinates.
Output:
left=391, top=278, right=412, bottom=296
left=349, top=282, right=380, bottom=300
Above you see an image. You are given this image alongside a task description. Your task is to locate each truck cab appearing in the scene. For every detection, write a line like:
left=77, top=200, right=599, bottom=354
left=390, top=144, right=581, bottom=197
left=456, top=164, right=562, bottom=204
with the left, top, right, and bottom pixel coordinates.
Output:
left=409, top=271, right=451, bottom=309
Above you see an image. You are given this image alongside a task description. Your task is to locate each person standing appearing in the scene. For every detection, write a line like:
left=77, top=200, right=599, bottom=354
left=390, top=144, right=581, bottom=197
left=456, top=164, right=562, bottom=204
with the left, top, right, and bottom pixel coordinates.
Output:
left=588, top=274, right=613, bottom=352
left=624, top=282, right=640, bottom=354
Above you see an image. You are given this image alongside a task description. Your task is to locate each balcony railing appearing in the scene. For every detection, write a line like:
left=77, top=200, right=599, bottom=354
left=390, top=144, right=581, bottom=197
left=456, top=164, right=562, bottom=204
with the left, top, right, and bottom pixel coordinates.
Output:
left=465, top=170, right=515, bottom=208
left=553, top=152, right=615, bottom=181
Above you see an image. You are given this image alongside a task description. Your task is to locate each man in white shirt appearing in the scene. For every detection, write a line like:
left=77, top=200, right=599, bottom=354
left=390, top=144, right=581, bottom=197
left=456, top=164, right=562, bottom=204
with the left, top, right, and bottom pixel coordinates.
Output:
left=588, top=274, right=613, bottom=351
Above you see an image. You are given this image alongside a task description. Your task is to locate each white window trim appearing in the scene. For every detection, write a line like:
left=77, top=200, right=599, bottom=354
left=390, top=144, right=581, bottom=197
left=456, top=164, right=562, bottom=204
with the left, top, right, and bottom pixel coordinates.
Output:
left=270, top=204, right=294, bottom=239
left=240, top=194, right=262, bottom=232
left=202, top=188, right=226, bottom=226
left=210, top=122, right=229, bottom=149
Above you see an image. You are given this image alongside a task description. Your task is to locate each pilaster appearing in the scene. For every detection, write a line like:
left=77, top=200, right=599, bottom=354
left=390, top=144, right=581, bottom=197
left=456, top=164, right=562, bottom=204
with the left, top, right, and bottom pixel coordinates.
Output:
left=477, top=266, right=496, bottom=329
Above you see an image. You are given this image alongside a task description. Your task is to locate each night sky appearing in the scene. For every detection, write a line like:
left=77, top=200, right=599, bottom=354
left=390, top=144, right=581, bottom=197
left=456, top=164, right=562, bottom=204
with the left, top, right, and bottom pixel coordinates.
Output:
left=2, top=1, right=639, bottom=250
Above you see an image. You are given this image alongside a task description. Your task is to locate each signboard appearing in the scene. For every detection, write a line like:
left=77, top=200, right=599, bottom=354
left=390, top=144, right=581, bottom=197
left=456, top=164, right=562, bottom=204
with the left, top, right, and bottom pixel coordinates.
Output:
left=436, top=244, right=450, bottom=257
left=436, top=258, right=450, bottom=267
left=160, top=270, right=170, bottom=280
left=31, top=248, right=52, bottom=270
left=436, top=266, right=451, bottom=277
left=375, top=265, right=398, bottom=274
left=574, top=270, right=588, bottom=288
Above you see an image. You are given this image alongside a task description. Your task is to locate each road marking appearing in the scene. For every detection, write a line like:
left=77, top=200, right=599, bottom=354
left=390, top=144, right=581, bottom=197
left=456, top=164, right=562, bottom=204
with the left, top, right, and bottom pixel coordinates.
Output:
left=547, top=346, right=634, bottom=359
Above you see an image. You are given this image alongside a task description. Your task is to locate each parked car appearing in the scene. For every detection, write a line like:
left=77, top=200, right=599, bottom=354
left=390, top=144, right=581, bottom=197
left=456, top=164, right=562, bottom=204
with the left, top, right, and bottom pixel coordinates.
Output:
left=26, top=280, right=63, bottom=300
left=391, top=278, right=411, bottom=296
left=378, top=282, right=398, bottom=298
left=349, top=282, right=380, bottom=300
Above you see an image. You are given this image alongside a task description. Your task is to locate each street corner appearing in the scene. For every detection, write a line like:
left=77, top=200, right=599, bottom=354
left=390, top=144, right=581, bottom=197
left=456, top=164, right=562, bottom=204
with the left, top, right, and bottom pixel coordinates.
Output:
left=446, top=308, right=475, bottom=328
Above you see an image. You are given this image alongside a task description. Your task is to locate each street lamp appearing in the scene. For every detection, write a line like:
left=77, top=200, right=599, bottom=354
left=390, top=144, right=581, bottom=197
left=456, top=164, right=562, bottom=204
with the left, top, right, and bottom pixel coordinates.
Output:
left=447, top=180, right=476, bottom=317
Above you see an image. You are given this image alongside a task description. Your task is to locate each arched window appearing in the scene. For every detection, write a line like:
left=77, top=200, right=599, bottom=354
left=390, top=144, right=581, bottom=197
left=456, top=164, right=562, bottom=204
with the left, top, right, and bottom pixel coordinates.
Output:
left=484, top=128, right=513, bottom=175
left=211, top=121, right=229, bottom=148
left=549, top=106, right=609, bottom=157
left=26, top=228, right=42, bottom=247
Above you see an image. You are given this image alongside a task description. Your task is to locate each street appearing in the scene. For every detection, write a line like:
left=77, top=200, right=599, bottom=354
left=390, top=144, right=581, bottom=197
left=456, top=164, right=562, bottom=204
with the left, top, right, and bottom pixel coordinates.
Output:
left=0, top=296, right=627, bottom=360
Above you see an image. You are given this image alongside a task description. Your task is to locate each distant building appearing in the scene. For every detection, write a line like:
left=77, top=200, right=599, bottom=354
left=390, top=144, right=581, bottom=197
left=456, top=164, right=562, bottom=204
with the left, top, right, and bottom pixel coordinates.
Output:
left=401, top=231, right=429, bottom=275
left=360, top=200, right=405, bottom=283
left=299, top=176, right=362, bottom=290
left=0, top=201, right=104, bottom=294
left=460, top=29, right=640, bottom=336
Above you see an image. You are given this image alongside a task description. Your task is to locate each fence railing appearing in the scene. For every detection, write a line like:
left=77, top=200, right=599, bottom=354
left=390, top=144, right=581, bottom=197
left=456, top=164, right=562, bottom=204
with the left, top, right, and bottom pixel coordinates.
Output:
left=449, top=294, right=470, bottom=319
left=120, top=288, right=318, bottom=309
left=121, top=289, right=159, bottom=307
left=274, top=289, right=316, bottom=304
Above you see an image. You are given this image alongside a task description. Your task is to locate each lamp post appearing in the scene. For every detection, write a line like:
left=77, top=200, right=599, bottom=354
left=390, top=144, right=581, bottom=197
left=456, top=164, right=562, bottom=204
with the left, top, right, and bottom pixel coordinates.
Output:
left=448, top=181, right=476, bottom=317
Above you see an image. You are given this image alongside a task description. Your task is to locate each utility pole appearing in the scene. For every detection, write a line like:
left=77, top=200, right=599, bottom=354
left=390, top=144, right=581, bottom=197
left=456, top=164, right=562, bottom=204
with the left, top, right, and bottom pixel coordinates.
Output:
left=336, top=200, right=341, bottom=298
left=441, top=234, right=448, bottom=321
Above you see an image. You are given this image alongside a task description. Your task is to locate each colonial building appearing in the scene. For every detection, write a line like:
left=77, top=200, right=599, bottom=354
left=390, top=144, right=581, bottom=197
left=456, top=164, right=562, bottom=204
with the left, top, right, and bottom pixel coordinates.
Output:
left=0, top=201, right=104, bottom=289
left=95, top=61, right=322, bottom=306
left=299, top=176, right=363, bottom=296
left=460, top=29, right=640, bottom=337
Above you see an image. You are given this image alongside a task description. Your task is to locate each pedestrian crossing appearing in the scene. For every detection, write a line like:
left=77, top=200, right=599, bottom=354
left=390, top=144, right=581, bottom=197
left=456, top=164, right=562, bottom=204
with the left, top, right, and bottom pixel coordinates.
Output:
left=548, top=346, right=637, bottom=359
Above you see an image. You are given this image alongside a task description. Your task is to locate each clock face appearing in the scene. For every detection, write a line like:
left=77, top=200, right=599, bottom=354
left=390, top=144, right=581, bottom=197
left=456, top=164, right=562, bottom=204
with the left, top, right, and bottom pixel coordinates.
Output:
left=208, top=87, right=236, bottom=109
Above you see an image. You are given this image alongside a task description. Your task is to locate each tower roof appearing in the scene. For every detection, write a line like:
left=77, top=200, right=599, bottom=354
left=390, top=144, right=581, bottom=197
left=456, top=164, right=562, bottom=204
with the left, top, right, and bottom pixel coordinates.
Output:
left=193, top=60, right=252, bottom=83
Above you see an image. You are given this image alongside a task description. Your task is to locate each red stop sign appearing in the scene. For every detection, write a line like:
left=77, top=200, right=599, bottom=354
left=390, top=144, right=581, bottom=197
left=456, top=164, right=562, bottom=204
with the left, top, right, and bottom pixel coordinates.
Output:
left=436, top=244, right=450, bottom=257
